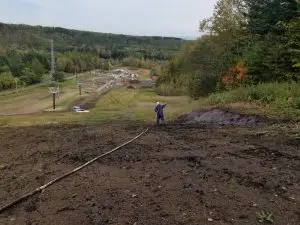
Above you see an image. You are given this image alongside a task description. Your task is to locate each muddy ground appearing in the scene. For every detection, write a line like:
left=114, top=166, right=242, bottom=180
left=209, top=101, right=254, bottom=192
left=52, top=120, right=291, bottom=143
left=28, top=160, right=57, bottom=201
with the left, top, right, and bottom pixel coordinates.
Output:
left=177, top=108, right=273, bottom=125
left=0, top=122, right=299, bottom=225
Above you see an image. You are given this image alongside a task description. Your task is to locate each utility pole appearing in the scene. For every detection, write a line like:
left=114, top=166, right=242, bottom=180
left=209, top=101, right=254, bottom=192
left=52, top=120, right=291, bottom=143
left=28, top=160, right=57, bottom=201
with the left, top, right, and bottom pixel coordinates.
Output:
left=49, top=87, right=58, bottom=110
left=52, top=92, right=56, bottom=110
left=49, top=39, right=58, bottom=109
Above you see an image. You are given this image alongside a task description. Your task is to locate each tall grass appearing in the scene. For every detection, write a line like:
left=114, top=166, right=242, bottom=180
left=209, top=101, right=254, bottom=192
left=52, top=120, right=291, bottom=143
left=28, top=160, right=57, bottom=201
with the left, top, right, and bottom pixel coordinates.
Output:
left=155, top=83, right=186, bottom=96
left=203, top=82, right=300, bottom=119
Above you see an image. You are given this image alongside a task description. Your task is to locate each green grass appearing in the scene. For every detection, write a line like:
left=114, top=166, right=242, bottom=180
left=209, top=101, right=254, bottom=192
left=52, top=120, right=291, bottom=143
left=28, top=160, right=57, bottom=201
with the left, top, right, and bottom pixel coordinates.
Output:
left=0, top=72, right=97, bottom=114
left=200, top=82, right=300, bottom=120
left=2, top=81, right=300, bottom=127
left=71, top=87, right=197, bottom=124
left=0, top=71, right=196, bottom=126
left=0, top=86, right=45, bottom=100
left=256, top=210, right=274, bottom=223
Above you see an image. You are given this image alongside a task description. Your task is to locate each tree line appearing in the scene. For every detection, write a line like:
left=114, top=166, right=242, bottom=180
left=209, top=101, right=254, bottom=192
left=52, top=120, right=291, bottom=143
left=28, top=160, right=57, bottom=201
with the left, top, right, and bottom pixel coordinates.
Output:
left=0, top=23, right=184, bottom=60
left=0, top=49, right=105, bottom=90
left=156, top=0, right=300, bottom=98
left=0, top=48, right=169, bottom=91
left=0, top=23, right=185, bottom=91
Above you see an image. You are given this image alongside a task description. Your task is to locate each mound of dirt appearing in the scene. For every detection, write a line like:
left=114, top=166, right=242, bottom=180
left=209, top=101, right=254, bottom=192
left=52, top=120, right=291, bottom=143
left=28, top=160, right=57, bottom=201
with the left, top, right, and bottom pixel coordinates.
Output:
left=177, top=108, right=267, bottom=125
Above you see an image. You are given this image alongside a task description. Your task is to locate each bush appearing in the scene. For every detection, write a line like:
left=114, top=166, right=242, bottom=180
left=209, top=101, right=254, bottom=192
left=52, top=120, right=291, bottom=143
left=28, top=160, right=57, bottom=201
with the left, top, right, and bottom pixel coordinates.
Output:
left=0, top=72, right=16, bottom=90
left=20, top=68, right=42, bottom=85
left=103, top=61, right=112, bottom=70
left=247, top=85, right=275, bottom=103
left=53, top=71, right=65, bottom=82
left=245, top=82, right=300, bottom=106
left=0, top=65, right=10, bottom=73
left=155, top=83, right=185, bottom=96
left=188, top=73, right=218, bottom=99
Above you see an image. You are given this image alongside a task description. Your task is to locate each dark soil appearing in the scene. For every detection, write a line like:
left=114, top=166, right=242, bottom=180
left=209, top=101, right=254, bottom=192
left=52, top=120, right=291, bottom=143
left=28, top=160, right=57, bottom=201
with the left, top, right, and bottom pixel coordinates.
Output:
left=0, top=122, right=299, bottom=225
left=177, top=108, right=273, bottom=125
left=71, top=92, right=107, bottom=110
left=127, top=85, right=136, bottom=89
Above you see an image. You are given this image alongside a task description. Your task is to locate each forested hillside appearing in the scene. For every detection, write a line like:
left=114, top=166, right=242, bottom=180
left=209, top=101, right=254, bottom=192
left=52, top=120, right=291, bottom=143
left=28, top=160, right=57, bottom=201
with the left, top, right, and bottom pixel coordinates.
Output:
left=0, top=23, right=184, bottom=59
left=157, top=0, right=300, bottom=99
left=0, top=23, right=184, bottom=90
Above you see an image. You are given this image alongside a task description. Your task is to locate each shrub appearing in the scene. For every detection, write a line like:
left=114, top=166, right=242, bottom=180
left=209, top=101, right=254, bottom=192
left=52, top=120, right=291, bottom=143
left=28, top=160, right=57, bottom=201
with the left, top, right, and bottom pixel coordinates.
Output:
left=53, top=71, right=65, bottom=82
left=247, top=85, right=275, bottom=103
left=0, top=72, right=16, bottom=90
left=20, top=68, right=42, bottom=84
left=103, top=61, right=112, bottom=70
left=188, top=72, right=218, bottom=99
left=155, top=83, right=185, bottom=96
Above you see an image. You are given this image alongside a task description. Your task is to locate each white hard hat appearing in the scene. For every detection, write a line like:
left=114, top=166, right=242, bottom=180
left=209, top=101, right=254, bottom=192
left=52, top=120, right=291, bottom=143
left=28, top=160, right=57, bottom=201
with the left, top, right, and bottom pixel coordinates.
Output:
left=156, top=102, right=160, bottom=105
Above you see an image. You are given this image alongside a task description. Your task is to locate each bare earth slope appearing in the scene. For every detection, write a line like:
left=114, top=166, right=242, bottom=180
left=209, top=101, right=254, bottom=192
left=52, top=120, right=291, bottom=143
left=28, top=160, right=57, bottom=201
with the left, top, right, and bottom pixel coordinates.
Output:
left=0, top=122, right=299, bottom=225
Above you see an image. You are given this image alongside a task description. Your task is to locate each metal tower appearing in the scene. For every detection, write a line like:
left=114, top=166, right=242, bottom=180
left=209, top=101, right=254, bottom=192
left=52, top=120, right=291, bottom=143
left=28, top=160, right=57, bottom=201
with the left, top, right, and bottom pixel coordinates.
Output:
left=50, top=39, right=56, bottom=81
left=50, top=39, right=59, bottom=99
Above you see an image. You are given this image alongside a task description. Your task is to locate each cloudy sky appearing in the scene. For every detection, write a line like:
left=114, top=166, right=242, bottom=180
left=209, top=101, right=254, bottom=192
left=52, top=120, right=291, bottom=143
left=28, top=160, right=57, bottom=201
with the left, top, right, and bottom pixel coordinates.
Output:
left=0, top=0, right=217, bottom=37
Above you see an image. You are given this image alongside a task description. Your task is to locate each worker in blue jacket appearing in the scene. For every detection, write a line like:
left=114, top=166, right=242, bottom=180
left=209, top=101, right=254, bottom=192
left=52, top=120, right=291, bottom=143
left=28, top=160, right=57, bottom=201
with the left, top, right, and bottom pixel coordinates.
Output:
left=154, top=102, right=167, bottom=126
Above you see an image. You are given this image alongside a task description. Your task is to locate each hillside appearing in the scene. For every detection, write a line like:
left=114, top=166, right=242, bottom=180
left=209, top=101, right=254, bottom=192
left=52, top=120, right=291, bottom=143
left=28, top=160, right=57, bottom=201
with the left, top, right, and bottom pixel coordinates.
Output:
left=0, top=22, right=186, bottom=91
left=0, top=23, right=185, bottom=59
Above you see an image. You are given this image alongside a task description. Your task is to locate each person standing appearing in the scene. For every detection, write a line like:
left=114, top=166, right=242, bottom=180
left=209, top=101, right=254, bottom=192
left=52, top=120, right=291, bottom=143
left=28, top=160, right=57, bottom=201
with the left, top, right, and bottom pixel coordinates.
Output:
left=154, top=102, right=167, bottom=126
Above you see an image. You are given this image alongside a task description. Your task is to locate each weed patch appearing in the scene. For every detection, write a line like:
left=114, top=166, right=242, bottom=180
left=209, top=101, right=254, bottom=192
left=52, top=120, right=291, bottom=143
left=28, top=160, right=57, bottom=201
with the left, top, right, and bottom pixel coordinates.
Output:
left=256, top=210, right=274, bottom=223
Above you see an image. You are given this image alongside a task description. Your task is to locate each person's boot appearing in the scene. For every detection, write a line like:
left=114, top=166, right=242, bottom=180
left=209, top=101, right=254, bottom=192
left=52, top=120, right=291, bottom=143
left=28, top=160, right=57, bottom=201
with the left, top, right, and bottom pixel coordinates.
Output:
left=156, top=117, right=161, bottom=127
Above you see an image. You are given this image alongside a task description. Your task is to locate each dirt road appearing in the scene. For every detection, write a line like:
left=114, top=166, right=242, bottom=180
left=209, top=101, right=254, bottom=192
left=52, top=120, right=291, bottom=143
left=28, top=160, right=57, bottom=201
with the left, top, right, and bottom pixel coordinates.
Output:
left=0, top=122, right=299, bottom=225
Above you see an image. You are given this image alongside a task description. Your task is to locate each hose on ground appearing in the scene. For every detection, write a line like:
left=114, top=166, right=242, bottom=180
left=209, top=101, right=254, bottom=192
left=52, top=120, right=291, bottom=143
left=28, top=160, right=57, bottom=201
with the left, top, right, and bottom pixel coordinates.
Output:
left=0, top=128, right=149, bottom=214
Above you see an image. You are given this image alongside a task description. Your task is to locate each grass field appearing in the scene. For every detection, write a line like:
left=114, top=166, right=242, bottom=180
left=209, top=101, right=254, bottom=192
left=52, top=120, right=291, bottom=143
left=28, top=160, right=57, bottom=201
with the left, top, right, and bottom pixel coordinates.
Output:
left=83, top=88, right=198, bottom=123
left=2, top=69, right=300, bottom=127
left=0, top=86, right=200, bottom=126
left=0, top=67, right=201, bottom=126
left=0, top=72, right=103, bottom=116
